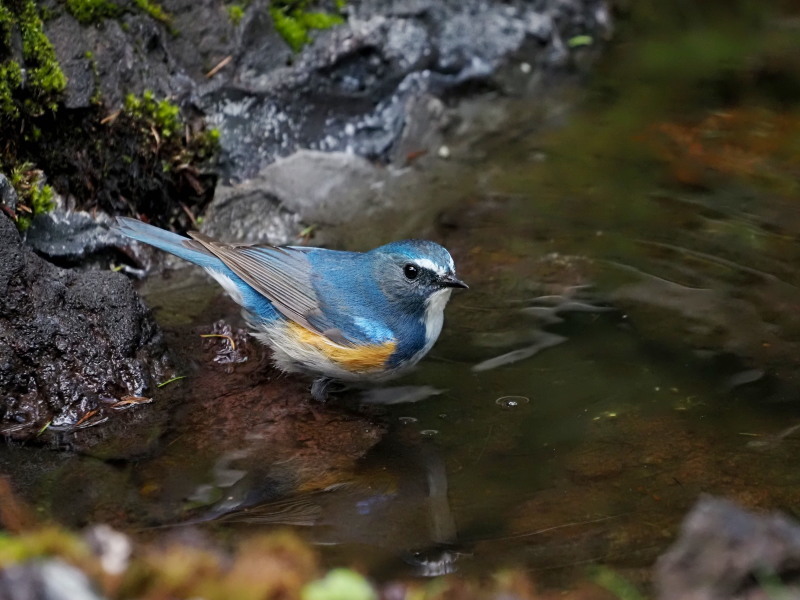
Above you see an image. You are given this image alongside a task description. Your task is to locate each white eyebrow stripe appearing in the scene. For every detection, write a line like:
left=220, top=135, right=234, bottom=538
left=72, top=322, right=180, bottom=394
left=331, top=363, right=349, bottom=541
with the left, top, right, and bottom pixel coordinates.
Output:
left=413, top=257, right=446, bottom=276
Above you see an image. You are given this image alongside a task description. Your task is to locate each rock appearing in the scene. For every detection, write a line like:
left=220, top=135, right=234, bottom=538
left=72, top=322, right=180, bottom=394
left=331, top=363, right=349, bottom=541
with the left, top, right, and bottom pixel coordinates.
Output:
left=41, top=0, right=611, bottom=182
left=0, top=213, right=171, bottom=441
left=198, top=145, right=459, bottom=249
left=200, top=181, right=302, bottom=246
left=84, top=525, right=132, bottom=576
left=24, top=209, right=129, bottom=266
left=655, top=496, right=800, bottom=600
left=14, top=0, right=610, bottom=261
left=44, top=1, right=196, bottom=110
left=203, top=0, right=612, bottom=181
left=0, top=560, right=108, bottom=600
left=0, top=174, right=18, bottom=213
left=265, top=151, right=386, bottom=225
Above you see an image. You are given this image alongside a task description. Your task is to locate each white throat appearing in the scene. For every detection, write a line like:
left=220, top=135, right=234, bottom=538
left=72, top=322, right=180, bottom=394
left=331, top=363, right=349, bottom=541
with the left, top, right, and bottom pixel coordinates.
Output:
left=423, top=287, right=452, bottom=345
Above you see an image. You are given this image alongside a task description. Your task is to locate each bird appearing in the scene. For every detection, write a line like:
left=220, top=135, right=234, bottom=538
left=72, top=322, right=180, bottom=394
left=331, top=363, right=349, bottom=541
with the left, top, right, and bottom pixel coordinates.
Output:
left=114, top=217, right=467, bottom=400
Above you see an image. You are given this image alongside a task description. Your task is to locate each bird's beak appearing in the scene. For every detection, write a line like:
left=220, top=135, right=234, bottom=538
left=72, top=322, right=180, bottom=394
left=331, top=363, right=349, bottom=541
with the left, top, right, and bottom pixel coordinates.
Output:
left=440, top=274, right=469, bottom=289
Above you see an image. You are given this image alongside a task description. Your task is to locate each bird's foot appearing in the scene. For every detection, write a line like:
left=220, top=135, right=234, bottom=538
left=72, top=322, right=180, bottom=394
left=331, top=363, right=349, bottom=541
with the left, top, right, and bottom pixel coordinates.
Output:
left=310, top=377, right=333, bottom=402
left=310, top=377, right=353, bottom=401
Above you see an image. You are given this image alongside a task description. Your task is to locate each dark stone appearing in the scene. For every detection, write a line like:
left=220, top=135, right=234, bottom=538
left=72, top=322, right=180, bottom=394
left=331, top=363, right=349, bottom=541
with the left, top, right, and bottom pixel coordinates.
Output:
left=44, top=2, right=194, bottom=110
left=24, top=210, right=129, bottom=266
left=0, top=213, right=172, bottom=441
left=0, top=174, right=18, bottom=213
left=655, top=495, right=800, bottom=600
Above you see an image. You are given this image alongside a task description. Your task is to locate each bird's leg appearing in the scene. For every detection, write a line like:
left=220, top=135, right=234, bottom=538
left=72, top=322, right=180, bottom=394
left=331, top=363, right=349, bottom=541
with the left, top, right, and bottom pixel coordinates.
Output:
left=310, top=377, right=333, bottom=402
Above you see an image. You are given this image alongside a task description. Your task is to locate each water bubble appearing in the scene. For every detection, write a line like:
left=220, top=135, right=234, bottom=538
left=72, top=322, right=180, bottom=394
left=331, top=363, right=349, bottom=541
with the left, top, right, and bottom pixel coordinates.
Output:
left=592, top=410, right=618, bottom=421
left=398, top=416, right=418, bottom=425
left=420, top=429, right=439, bottom=437
left=495, top=395, right=530, bottom=409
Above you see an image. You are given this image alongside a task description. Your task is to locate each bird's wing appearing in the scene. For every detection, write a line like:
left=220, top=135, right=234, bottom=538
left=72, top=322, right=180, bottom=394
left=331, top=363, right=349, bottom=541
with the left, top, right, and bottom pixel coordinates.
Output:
left=185, top=232, right=352, bottom=346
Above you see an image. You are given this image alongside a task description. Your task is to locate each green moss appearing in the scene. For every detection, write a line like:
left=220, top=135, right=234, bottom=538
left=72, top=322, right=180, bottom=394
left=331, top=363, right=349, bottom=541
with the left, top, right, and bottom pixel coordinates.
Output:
left=0, top=61, right=22, bottom=118
left=0, top=2, right=63, bottom=230
left=298, top=10, right=342, bottom=30
left=65, top=0, right=120, bottom=24
left=132, top=0, right=171, bottom=25
left=0, top=4, right=215, bottom=235
left=0, top=2, right=19, bottom=118
left=227, top=3, right=245, bottom=25
left=8, top=163, right=56, bottom=231
left=270, top=1, right=345, bottom=52
left=567, top=34, right=593, bottom=48
left=0, top=527, right=90, bottom=566
left=194, top=127, right=221, bottom=159
left=124, top=90, right=181, bottom=139
left=269, top=5, right=307, bottom=51
left=0, top=3, right=14, bottom=48
left=206, top=127, right=221, bottom=145
left=19, top=0, right=67, bottom=104
left=0, top=0, right=66, bottom=118
left=64, top=0, right=173, bottom=27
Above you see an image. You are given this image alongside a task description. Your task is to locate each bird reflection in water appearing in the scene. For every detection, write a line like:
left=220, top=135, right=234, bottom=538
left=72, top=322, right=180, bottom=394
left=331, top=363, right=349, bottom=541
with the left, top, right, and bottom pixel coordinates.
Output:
left=182, top=430, right=465, bottom=577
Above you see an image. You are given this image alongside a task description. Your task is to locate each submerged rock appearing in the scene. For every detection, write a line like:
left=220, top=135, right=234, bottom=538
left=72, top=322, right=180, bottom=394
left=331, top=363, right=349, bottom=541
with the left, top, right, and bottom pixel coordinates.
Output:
left=0, top=213, right=171, bottom=441
left=656, top=496, right=800, bottom=600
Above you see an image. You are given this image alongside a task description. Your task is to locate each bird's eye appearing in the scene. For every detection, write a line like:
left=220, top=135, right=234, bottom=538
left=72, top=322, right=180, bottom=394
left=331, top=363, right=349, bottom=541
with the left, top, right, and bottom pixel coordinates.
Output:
left=403, top=264, right=419, bottom=280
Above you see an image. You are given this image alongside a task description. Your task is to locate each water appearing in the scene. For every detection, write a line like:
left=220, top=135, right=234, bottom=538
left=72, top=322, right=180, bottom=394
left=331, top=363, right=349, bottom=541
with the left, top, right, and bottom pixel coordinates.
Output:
left=4, top=0, right=800, bottom=590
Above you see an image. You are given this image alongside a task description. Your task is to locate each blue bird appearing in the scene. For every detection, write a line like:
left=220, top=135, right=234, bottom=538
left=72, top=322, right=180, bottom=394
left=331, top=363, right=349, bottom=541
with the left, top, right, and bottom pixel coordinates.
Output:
left=115, top=218, right=467, bottom=400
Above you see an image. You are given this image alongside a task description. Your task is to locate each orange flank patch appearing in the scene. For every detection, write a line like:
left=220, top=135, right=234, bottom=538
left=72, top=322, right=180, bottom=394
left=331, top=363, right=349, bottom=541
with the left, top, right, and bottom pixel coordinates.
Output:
left=286, top=323, right=396, bottom=373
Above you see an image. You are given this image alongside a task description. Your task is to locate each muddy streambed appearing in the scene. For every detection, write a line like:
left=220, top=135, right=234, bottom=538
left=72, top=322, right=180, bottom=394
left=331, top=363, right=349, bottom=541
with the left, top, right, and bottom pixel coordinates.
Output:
left=4, top=0, right=800, bottom=591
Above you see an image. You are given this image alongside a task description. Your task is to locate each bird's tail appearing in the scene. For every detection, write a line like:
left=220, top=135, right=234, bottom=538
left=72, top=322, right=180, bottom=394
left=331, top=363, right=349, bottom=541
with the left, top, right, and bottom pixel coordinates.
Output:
left=114, top=217, right=221, bottom=269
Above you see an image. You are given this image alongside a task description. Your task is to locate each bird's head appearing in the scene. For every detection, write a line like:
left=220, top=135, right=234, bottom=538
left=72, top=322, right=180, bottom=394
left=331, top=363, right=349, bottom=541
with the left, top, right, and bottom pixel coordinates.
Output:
left=370, top=240, right=467, bottom=312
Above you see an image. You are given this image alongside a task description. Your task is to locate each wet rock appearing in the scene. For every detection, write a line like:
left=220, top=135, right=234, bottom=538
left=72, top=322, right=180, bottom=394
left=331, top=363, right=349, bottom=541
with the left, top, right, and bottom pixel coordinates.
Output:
left=655, top=496, right=800, bottom=600
left=24, top=209, right=129, bottom=267
left=203, top=0, right=611, bottom=181
left=42, top=0, right=610, bottom=182
left=200, top=179, right=302, bottom=246
left=44, top=0, right=196, bottom=110
left=204, top=151, right=386, bottom=241
left=0, top=174, right=18, bottom=214
left=262, top=151, right=387, bottom=226
left=0, top=213, right=171, bottom=441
